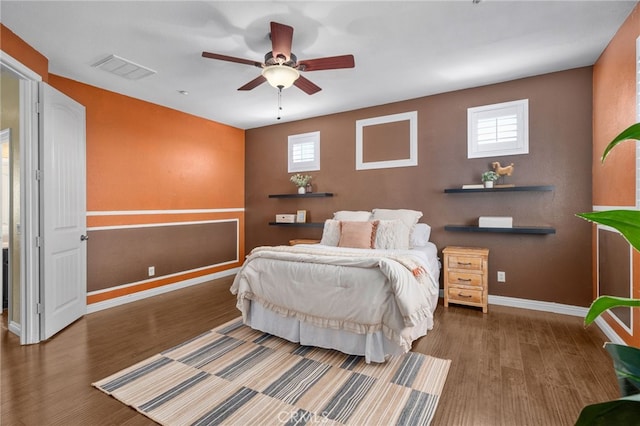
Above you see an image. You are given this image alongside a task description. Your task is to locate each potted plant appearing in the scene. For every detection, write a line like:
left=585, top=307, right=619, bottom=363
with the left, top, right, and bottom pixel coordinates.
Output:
left=481, top=170, right=500, bottom=188
left=290, top=173, right=312, bottom=194
left=575, top=122, right=640, bottom=424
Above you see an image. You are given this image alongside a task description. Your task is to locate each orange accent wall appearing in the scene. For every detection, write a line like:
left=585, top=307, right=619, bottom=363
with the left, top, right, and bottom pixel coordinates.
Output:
left=48, top=75, right=245, bottom=211
left=593, top=5, right=639, bottom=206
left=47, top=75, right=245, bottom=305
left=0, top=24, right=48, bottom=81
left=593, top=3, right=640, bottom=347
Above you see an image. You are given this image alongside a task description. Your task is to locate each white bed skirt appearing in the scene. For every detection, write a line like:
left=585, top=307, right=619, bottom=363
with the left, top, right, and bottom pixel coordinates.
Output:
left=246, top=295, right=437, bottom=363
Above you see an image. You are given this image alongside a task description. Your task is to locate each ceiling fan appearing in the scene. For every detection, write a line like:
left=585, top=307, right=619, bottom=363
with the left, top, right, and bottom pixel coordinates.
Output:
left=202, top=21, right=355, bottom=95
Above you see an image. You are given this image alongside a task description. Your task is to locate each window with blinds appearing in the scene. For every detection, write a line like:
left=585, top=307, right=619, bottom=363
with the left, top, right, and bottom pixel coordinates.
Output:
left=288, top=131, right=320, bottom=172
left=467, top=99, right=529, bottom=158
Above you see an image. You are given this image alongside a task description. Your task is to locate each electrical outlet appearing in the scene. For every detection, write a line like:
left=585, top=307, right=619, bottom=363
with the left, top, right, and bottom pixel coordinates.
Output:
left=497, top=271, right=506, bottom=282
left=148, top=266, right=155, bottom=277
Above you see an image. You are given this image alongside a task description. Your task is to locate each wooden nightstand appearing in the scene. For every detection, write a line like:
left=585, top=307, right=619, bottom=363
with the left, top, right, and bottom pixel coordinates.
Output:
left=443, top=246, right=489, bottom=313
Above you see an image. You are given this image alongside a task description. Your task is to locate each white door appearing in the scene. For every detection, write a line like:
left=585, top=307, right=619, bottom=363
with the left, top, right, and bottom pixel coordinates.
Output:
left=40, top=83, right=87, bottom=339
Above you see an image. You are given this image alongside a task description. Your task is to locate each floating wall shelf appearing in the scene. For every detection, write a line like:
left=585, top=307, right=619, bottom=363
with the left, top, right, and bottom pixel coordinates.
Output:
left=268, top=222, right=325, bottom=228
left=444, top=225, right=556, bottom=235
left=444, top=185, right=554, bottom=193
left=268, top=192, right=334, bottom=198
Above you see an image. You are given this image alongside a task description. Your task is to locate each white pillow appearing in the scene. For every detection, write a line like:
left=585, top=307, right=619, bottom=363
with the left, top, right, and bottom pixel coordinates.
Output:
left=372, top=209, right=422, bottom=248
left=371, top=209, right=423, bottom=229
left=333, top=210, right=372, bottom=221
left=375, top=220, right=410, bottom=250
left=410, top=223, right=431, bottom=248
left=320, top=219, right=341, bottom=246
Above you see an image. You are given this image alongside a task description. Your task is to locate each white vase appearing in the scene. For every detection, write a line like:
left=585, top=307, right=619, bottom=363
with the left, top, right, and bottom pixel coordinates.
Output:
left=484, top=181, right=494, bottom=188
left=297, top=186, right=306, bottom=194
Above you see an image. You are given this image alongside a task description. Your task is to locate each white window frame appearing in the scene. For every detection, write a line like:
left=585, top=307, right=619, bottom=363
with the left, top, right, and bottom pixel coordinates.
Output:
left=355, top=111, right=418, bottom=170
left=288, top=131, right=320, bottom=173
left=467, top=99, right=529, bottom=159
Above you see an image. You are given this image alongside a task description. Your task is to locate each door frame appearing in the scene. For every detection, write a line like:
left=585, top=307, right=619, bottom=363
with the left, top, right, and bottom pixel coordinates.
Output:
left=0, top=51, right=42, bottom=344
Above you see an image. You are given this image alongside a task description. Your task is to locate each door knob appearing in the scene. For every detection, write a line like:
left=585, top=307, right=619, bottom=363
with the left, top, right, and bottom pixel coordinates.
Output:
left=80, top=235, right=89, bottom=241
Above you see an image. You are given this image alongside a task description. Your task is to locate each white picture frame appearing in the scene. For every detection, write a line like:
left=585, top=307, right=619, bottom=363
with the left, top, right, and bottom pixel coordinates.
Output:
left=355, top=111, right=418, bottom=170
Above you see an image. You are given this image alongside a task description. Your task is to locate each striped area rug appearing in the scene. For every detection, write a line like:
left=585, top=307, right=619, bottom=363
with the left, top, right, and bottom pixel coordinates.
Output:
left=93, top=318, right=451, bottom=425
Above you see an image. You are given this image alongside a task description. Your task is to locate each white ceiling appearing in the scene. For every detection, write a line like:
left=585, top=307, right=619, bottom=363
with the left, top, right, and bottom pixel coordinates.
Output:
left=1, top=1, right=637, bottom=130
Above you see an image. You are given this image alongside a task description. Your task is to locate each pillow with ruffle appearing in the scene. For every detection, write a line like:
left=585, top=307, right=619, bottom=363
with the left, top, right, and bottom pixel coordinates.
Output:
left=338, top=220, right=379, bottom=249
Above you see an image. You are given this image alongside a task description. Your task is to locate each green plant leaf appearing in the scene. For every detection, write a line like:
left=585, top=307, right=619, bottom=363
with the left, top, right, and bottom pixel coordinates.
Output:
left=575, top=394, right=640, bottom=425
left=602, top=122, right=640, bottom=162
left=585, top=296, right=640, bottom=326
left=576, top=210, right=640, bottom=253
left=605, top=343, right=640, bottom=397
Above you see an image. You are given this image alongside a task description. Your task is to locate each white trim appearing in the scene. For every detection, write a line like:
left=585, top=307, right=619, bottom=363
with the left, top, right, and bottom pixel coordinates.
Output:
left=467, top=99, right=529, bottom=159
left=288, top=131, right=320, bottom=173
left=487, top=294, right=589, bottom=317
left=0, top=51, right=41, bottom=344
left=596, top=226, right=634, bottom=334
left=595, top=316, right=628, bottom=345
left=437, top=291, right=628, bottom=344
left=356, top=111, right=418, bottom=170
left=438, top=289, right=588, bottom=317
left=88, top=261, right=239, bottom=296
left=592, top=205, right=637, bottom=211
left=8, top=320, right=21, bottom=336
left=86, top=267, right=239, bottom=313
left=87, top=208, right=244, bottom=216
left=88, top=218, right=238, bottom=231
left=0, top=51, right=43, bottom=81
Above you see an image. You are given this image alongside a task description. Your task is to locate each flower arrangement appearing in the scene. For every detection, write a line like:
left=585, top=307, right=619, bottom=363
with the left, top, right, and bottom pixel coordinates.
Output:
left=481, top=171, right=500, bottom=182
left=290, top=173, right=312, bottom=187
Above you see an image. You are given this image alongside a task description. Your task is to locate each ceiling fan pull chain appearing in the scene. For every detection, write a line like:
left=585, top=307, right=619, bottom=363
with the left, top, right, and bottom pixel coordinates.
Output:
left=277, top=86, right=283, bottom=120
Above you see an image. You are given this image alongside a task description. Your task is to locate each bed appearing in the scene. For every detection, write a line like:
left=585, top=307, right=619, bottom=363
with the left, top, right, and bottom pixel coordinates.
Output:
left=230, top=209, right=440, bottom=363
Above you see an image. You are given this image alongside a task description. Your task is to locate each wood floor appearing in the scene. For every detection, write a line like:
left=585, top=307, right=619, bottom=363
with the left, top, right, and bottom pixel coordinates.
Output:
left=2, top=276, right=620, bottom=425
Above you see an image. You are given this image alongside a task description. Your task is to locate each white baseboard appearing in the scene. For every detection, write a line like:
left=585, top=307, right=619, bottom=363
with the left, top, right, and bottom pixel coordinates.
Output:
left=594, top=316, right=627, bottom=345
left=8, top=320, right=21, bottom=336
left=86, top=268, right=240, bottom=314
left=488, top=294, right=589, bottom=317
left=438, top=290, right=626, bottom=344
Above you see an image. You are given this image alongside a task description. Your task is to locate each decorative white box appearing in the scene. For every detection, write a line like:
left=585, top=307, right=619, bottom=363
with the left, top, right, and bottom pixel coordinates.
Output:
left=479, top=216, right=513, bottom=228
left=275, top=214, right=296, bottom=223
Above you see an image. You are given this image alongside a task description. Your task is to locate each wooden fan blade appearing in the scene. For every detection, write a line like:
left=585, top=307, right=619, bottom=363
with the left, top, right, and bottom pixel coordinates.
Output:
left=202, top=51, right=262, bottom=68
left=238, top=75, right=267, bottom=91
left=294, top=75, right=322, bottom=95
left=298, top=55, right=355, bottom=71
left=270, top=22, right=294, bottom=62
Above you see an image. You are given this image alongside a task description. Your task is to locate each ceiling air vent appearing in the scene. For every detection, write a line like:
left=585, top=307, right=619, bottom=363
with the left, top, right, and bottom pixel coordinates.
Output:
left=91, top=54, right=156, bottom=80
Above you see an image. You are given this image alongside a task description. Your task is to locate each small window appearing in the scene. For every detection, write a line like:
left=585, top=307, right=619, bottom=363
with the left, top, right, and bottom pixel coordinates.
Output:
left=288, top=131, right=320, bottom=173
left=468, top=99, right=529, bottom=158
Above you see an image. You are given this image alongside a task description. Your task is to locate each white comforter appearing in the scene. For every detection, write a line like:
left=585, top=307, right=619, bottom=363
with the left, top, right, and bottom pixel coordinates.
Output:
left=230, top=244, right=439, bottom=352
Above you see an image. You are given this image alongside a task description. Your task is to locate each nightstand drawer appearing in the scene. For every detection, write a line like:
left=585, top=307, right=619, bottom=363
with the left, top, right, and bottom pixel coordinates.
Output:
left=448, top=255, right=484, bottom=271
left=448, top=287, right=483, bottom=304
left=448, top=271, right=483, bottom=287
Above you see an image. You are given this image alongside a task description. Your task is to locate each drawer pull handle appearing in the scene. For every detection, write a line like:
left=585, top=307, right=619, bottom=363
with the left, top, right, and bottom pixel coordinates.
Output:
left=457, top=262, right=472, bottom=266
left=457, top=278, right=472, bottom=282
left=457, top=293, right=473, bottom=298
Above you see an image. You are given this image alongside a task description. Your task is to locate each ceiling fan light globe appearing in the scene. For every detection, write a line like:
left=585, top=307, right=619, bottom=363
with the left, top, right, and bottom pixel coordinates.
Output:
left=261, top=65, right=300, bottom=89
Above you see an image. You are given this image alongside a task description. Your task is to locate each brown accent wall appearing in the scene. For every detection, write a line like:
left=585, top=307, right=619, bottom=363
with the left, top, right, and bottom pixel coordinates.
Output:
left=592, top=3, right=640, bottom=346
left=246, top=67, right=594, bottom=306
